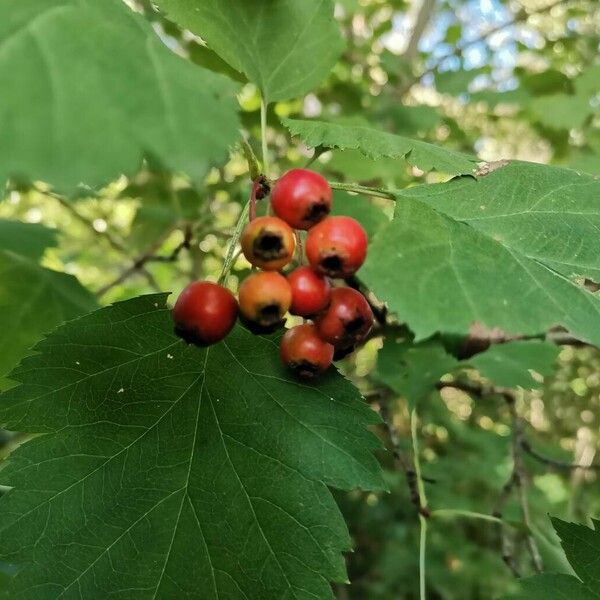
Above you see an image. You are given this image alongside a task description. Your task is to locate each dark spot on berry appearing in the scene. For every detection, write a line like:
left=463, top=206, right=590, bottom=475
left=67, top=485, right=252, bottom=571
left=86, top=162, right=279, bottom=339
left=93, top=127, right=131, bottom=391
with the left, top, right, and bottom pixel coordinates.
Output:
left=320, top=254, right=343, bottom=274
left=254, top=231, right=285, bottom=260
left=333, top=344, right=355, bottom=361
left=174, top=325, right=211, bottom=347
left=258, top=303, right=284, bottom=326
left=345, top=316, right=365, bottom=334
left=289, top=359, right=320, bottom=378
left=240, top=314, right=285, bottom=335
left=304, top=200, right=329, bottom=224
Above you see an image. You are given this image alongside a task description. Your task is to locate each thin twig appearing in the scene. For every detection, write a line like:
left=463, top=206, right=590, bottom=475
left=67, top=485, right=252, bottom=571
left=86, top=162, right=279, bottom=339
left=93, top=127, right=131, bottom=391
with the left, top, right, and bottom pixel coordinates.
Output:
left=379, top=399, right=424, bottom=513
left=507, top=396, right=544, bottom=574
left=411, top=409, right=429, bottom=600
left=96, top=224, right=186, bottom=297
left=42, top=186, right=162, bottom=293
left=521, top=439, right=600, bottom=471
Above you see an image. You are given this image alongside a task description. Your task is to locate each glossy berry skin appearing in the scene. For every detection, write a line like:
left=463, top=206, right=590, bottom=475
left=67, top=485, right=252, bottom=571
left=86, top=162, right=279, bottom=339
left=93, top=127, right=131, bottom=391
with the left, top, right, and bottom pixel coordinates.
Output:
left=306, top=216, right=368, bottom=278
left=287, top=266, right=331, bottom=317
left=173, top=281, right=238, bottom=346
left=241, top=216, right=296, bottom=271
left=315, top=287, right=373, bottom=348
left=271, top=169, right=332, bottom=230
left=280, top=323, right=334, bottom=379
left=238, top=271, right=292, bottom=333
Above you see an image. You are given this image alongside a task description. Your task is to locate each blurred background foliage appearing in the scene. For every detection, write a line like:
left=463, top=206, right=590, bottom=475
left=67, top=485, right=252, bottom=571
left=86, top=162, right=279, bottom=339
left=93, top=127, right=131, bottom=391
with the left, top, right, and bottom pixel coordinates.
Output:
left=1, top=0, right=598, bottom=597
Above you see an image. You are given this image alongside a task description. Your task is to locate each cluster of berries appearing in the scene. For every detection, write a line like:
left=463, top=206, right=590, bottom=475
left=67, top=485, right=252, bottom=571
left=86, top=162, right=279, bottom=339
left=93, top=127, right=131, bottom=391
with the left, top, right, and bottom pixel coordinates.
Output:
left=172, top=168, right=374, bottom=378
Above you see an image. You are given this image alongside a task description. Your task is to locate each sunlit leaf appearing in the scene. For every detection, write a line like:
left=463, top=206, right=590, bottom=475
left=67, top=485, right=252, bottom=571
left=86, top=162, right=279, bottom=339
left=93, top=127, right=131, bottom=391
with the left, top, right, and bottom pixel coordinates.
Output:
left=282, top=118, right=477, bottom=176
left=0, top=0, right=240, bottom=193
left=153, top=0, right=345, bottom=101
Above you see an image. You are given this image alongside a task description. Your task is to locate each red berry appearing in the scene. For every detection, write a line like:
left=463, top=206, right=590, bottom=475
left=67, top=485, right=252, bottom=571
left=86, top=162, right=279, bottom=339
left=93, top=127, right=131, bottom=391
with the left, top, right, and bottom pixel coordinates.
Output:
left=238, top=271, right=292, bottom=333
left=271, top=168, right=332, bottom=230
left=241, top=216, right=296, bottom=271
left=287, top=266, right=331, bottom=317
left=173, top=281, right=238, bottom=346
left=280, top=323, right=334, bottom=378
left=306, top=216, right=368, bottom=278
left=315, top=287, right=373, bottom=348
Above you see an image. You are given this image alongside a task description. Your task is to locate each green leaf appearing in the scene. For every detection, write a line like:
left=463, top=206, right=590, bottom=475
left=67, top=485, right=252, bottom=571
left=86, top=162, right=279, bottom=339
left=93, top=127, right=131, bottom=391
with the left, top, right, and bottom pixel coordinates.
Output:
left=152, top=0, right=345, bottom=102
left=436, top=69, right=486, bottom=96
left=508, top=519, right=600, bottom=599
left=0, top=250, right=97, bottom=388
left=331, top=191, right=390, bottom=239
left=574, top=65, right=600, bottom=97
left=469, top=341, right=560, bottom=389
left=507, top=573, right=597, bottom=600
left=530, top=94, right=593, bottom=130
left=282, top=118, right=477, bottom=176
left=0, top=294, right=385, bottom=598
left=551, top=518, right=600, bottom=594
left=406, top=161, right=600, bottom=281
left=0, top=0, right=240, bottom=193
left=188, top=42, right=247, bottom=83
left=360, top=190, right=600, bottom=346
left=375, top=338, right=458, bottom=407
left=0, top=220, right=57, bottom=260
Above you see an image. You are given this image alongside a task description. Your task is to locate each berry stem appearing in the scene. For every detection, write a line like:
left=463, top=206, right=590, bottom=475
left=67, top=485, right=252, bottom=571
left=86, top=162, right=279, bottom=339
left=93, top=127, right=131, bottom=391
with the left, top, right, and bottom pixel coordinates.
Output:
left=260, top=97, right=269, bottom=178
left=218, top=200, right=250, bottom=284
left=328, top=181, right=396, bottom=200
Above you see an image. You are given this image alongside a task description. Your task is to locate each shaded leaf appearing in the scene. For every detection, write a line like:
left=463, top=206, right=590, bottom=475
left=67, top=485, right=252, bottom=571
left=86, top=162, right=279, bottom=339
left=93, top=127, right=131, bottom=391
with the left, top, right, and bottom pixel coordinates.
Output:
left=469, top=341, right=560, bottom=389
left=530, top=94, right=593, bottom=130
left=153, top=0, right=345, bottom=101
left=0, top=295, right=385, bottom=599
left=375, top=338, right=458, bottom=408
left=0, top=0, right=240, bottom=193
left=0, top=250, right=97, bottom=387
left=508, top=519, right=600, bottom=599
left=507, top=573, right=596, bottom=600
left=282, top=118, right=477, bottom=176
left=331, top=191, right=390, bottom=239
left=551, top=518, right=600, bottom=594
left=0, top=220, right=57, bottom=260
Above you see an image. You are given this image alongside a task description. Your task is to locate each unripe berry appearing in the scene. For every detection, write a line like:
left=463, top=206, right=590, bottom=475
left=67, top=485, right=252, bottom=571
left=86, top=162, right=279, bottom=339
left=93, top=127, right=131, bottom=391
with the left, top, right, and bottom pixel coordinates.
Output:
left=238, top=271, right=292, bottom=333
left=173, top=281, right=238, bottom=346
left=306, top=216, right=368, bottom=278
left=271, top=169, right=332, bottom=230
left=241, top=216, right=296, bottom=271
left=315, top=287, right=373, bottom=348
left=287, top=266, right=331, bottom=317
left=280, top=323, right=334, bottom=378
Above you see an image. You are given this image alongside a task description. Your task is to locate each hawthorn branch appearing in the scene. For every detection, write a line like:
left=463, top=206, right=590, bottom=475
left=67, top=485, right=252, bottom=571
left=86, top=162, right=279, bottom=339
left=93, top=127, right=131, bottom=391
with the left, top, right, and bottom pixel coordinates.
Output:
left=379, top=398, right=428, bottom=516
left=521, top=439, right=600, bottom=471
left=506, top=395, right=544, bottom=574
left=42, top=187, right=162, bottom=293
left=96, top=224, right=191, bottom=298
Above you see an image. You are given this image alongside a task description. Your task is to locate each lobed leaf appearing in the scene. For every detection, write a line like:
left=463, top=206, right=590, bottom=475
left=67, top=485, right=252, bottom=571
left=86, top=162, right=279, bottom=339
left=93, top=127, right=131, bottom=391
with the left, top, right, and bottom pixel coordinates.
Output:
left=0, top=0, right=240, bottom=193
left=0, top=294, right=385, bottom=599
left=153, top=0, right=345, bottom=102
left=0, top=249, right=97, bottom=389
left=361, top=161, right=600, bottom=345
left=282, top=118, right=478, bottom=176
left=469, top=341, right=560, bottom=389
